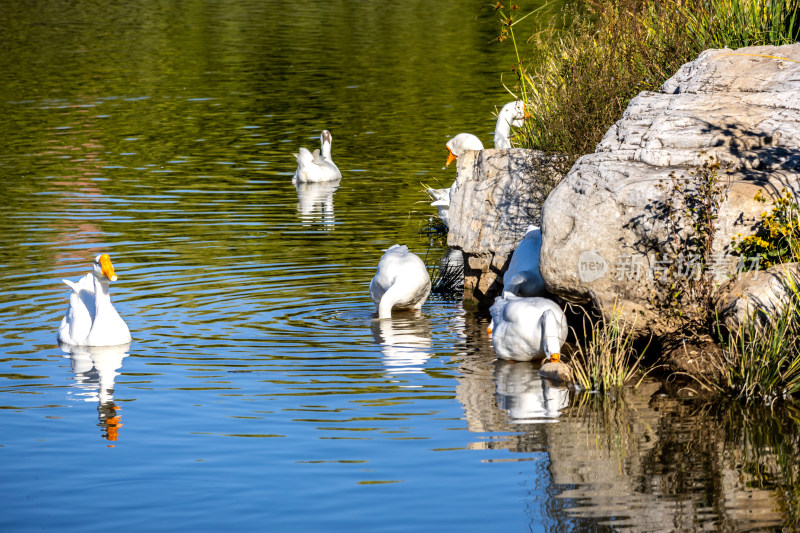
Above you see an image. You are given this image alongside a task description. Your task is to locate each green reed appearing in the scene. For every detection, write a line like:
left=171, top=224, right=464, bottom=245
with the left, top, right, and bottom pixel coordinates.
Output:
left=503, top=0, right=799, bottom=156
left=681, top=0, right=800, bottom=50
left=714, top=269, right=800, bottom=404
left=570, top=305, right=651, bottom=392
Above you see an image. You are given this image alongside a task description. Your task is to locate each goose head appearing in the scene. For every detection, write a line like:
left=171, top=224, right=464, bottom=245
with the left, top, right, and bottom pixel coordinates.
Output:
left=93, top=254, right=118, bottom=283
left=498, top=100, right=527, bottom=127
left=320, top=130, right=333, bottom=161
left=541, top=309, right=563, bottom=363
left=445, top=133, right=485, bottom=167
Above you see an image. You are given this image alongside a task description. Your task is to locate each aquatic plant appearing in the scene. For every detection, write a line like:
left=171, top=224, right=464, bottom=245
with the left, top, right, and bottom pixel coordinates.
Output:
left=570, top=305, right=650, bottom=392
left=428, top=249, right=464, bottom=299
left=732, top=188, right=800, bottom=270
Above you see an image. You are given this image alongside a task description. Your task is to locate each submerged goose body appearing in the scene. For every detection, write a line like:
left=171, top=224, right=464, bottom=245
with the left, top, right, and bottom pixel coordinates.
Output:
left=58, top=254, right=131, bottom=347
left=369, top=245, right=431, bottom=319
left=503, top=225, right=545, bottom=297
left=427, top=186, right=452, bottom=227
left=489, top=294, right=567, bottom=362
left=293, top=130, right=342, bottom=184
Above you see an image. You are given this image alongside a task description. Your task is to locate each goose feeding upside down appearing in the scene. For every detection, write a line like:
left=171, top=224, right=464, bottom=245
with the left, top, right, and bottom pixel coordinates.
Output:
left=369, top=245, right=431, bottom=319
left=503, top=225, right=545, bottom=297
left=293, top=130, right=342, bottom=184
left=488, top=293, right=567, bottom=363
left=57, top=254, right=132, bottom=347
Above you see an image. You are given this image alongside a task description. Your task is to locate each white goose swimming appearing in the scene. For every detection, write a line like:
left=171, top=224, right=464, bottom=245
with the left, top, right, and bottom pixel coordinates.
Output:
left=488, top=293, right=567, bottom=362
left=369, top=245, right=431, bottom=319
left=293, top=130, right=342, bottom=184
left=494, top=100, right=526, bottom=149
left=503, top=225, right=545, bottom=297
left=58, top=254, right=131, bottom=347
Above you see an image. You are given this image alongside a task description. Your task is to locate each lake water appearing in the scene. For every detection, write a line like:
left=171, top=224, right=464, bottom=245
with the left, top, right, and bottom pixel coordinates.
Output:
left=1, top=1, right=799, bottom=531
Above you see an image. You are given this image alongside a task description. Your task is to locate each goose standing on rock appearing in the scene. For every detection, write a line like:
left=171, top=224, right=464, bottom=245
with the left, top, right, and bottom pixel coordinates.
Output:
left=58, top=254, right=132, bottom=347
left=293, top=130, right=342, bottom=184
left=488, top=293, right=567, bottom=362
left=494, top=100, right=527, bottom=149
left=503, top=225, right=545, bottom=297
left=370, top=245, right=431, bottom=319
left=433, top=101, right=526, bottom=225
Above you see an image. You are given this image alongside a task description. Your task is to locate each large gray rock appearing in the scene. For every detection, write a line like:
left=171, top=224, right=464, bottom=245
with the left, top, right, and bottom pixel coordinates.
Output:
left=716, top=262, right=800, bottom=331
left=447, top=148, right=572, bottom=308
left=540, top=44, right=800, bottom=335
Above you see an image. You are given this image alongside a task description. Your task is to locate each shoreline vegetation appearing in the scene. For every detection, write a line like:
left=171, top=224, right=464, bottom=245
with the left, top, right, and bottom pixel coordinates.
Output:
left=484, top=0, right=800, bottom=403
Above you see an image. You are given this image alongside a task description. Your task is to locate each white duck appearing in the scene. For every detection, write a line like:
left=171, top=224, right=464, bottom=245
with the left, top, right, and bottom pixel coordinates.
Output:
left=494, top=100, right=527, bottom=149
left=503, top=225, right=545, bottom=297
left=293, top=130, right=342, bottom=184
left=57, top=254, right=131, bottom=347
left=488, top=293, right=567, bottom=362
left=369, top=245, right=431, bottom=319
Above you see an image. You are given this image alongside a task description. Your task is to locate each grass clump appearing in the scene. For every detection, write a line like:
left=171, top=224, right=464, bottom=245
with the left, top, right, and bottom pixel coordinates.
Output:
left=681, top=0, right=800, bottom=51
left=499, top=0, right=800, bottom=156
left=714, top=270, right=800, bottom=405
left=570, top=306, right=651, bottom=392
left=428, top=248, right=464, bottom=298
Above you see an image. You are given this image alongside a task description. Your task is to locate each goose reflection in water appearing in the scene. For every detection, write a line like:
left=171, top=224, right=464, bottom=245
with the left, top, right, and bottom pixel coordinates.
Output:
left=60, top=342, right=130, bottom=443
left=370, top=315, right=432, bottom=375
left=294, top=178, right=341, bottom=228
left=494, top=359, right=570, bottom=423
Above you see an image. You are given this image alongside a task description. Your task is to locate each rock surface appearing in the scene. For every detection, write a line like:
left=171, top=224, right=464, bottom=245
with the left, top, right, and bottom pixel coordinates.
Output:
left=715, top=262, right=800, bottom=331
left=540, top=44, right=800, bottom=335
left=447, top=148, right=572, bottom=308
left=538, top=360, right=574, bottom=386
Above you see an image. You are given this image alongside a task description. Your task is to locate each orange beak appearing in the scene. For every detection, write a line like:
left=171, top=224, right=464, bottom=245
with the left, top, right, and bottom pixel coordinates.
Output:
left=546, top=353, right=560, bottom=363
left=523, top=102, right=532, bottom=119
left=487, top=325, right=493, bottom=335
left=446, top=148, right=457, bottom=167
left=99, top=254, right=118, bottom=281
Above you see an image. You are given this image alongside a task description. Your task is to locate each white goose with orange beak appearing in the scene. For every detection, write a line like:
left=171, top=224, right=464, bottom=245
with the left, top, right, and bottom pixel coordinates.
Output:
left=443, top=100, right=527, bottom=167
left=488, top=293, right=567, bottom=363
left=58, top=254, right=131, bottom=347
left=445, top=133, right=484, bottom=167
